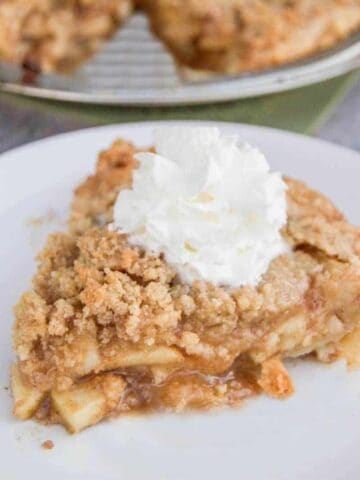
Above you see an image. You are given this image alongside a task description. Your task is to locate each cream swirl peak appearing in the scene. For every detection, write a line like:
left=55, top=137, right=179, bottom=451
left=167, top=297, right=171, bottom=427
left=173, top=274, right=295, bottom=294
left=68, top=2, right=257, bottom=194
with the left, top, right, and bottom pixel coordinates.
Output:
left=112, top=127, right=288, bottom=287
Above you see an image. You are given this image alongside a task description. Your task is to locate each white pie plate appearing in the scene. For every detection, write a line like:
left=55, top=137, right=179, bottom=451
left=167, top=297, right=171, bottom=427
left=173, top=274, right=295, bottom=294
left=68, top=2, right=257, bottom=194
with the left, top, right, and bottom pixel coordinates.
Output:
left=0, top=121, right=360, bottom=480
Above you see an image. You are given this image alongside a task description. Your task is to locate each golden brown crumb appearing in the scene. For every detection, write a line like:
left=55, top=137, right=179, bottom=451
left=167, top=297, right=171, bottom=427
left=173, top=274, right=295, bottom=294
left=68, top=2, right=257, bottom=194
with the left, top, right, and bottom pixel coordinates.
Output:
left=258, top=358, right=294, bottom=399
left=69, top=139, right=149, bottom=234
left=41, top=440, right=54, bottom=450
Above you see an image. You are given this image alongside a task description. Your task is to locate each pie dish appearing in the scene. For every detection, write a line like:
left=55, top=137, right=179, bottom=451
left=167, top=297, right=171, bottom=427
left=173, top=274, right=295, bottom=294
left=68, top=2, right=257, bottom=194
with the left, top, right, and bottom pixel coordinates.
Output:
left=0, top=0, right=360, bottom=75
left=11, top=135, right=360, bottom=433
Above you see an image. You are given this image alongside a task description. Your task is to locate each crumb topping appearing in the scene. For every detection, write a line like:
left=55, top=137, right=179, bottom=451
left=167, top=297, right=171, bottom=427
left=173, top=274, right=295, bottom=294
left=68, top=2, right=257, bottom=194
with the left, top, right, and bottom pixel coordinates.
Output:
left=41, top=440, right=54, bottom=450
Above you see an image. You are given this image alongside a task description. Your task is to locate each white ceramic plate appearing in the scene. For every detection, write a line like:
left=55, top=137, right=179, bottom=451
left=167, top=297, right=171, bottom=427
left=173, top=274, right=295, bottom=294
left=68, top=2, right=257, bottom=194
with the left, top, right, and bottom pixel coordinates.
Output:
left=0, top=13, right=360, bottom=105
left=1, top=121, right=360, bottom=480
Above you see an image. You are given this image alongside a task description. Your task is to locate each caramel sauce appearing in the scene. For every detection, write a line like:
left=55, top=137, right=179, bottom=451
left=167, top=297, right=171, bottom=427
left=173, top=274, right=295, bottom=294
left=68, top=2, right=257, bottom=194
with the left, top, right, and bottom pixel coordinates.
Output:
left=33, top=355, right=262, bottom=428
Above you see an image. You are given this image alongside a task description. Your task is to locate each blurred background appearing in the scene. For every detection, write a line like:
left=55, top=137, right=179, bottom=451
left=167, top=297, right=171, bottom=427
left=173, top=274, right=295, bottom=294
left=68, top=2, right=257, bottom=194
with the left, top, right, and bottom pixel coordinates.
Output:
left=0, top=2, right=360, bottom=153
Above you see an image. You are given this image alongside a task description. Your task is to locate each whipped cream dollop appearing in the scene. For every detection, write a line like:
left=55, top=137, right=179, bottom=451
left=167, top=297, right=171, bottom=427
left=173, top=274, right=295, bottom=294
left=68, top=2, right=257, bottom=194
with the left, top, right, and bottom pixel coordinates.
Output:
left=112, top=127, right=288, bottom=287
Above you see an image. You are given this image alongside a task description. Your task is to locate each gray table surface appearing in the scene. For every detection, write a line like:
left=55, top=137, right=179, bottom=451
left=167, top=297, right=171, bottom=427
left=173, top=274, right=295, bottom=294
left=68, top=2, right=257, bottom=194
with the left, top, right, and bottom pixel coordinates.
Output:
left=0, top=79, right=360, bottom=155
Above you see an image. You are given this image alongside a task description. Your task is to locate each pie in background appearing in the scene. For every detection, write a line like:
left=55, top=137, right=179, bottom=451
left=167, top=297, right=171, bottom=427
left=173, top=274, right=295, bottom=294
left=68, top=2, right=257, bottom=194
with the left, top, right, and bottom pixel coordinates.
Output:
left=11, top=137, right=360, bottom=433
left=145, top=0, right=360, bottom=75
left=0, top=0, right=359, bottom=75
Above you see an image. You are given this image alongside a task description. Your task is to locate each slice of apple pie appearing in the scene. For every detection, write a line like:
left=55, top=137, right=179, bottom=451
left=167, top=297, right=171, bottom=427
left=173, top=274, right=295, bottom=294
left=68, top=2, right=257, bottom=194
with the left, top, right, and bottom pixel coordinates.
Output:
left=12, top=130, right=360, bottom=433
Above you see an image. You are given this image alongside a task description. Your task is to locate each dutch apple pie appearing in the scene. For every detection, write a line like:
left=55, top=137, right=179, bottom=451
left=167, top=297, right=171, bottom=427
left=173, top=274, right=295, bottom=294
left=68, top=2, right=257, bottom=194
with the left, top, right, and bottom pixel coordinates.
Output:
left=0, top=0, right=360, bottom=75
left=12, top=129, right=360, bottom=433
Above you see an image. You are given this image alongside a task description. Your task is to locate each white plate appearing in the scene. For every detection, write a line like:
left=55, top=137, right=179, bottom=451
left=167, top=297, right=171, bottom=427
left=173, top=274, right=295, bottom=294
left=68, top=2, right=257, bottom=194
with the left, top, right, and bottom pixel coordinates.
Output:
left=1, top=121, right=360, bottom=480
left=0, top=13, right=360, bottom=105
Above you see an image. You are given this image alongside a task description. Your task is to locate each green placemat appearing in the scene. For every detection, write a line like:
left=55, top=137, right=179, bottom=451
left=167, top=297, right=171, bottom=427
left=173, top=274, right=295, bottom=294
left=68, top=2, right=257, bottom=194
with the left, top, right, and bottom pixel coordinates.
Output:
left=1, top=71, right=359, bottom=134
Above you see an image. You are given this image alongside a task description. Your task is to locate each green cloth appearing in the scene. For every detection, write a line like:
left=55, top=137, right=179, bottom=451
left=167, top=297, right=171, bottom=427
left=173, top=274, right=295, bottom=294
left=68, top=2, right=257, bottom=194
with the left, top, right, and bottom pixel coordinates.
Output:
left=1, top=71, right=359, bottom=134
